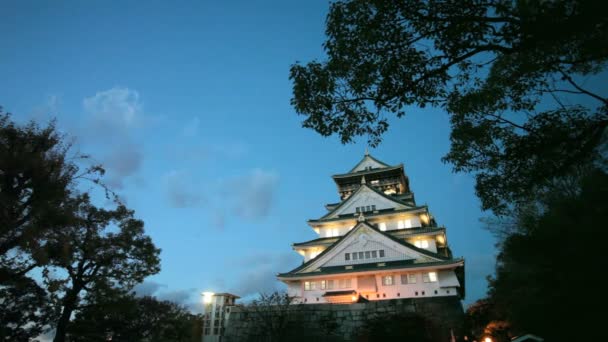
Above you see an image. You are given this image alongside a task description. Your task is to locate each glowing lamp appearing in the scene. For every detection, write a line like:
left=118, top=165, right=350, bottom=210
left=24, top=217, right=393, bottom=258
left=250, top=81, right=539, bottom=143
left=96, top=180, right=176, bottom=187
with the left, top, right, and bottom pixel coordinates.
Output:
left=484, top=337, right=493, bottom=342
left=202, top=291, right=214, bottom=304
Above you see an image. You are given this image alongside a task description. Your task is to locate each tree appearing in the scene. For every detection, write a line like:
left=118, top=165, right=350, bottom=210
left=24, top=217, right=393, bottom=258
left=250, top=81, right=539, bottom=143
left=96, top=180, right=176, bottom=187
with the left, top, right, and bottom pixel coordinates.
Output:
left=290, top=0, right=608, bottom=213
left=68, top=290, right=202, bottom=342
left=484, top=167, right=607, bottom=341
left=0, top=111, right=104, bottom=340
left=356, top=312, right=432, bottom=342
left=46, top=197, right=160, bottom=342
left=246, top=291, right=302, bottom=342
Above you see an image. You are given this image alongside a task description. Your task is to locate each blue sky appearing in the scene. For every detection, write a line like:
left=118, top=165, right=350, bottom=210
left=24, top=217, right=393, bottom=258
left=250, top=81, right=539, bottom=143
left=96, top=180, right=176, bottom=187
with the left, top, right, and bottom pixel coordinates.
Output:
left=1, top=0, right=496, bottom=309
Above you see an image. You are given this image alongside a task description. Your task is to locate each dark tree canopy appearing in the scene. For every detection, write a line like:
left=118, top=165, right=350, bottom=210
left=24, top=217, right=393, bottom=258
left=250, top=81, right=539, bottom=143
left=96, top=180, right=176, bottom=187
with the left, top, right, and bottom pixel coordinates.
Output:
left=0, top=112, right=160, bottom=342
left=290, top=0, right=608, bottom=213
left=484, top=167, right=607, bottom=341
left=48, top=198, right=161, bottom=342
left=68, top=291, right=202, bottom=342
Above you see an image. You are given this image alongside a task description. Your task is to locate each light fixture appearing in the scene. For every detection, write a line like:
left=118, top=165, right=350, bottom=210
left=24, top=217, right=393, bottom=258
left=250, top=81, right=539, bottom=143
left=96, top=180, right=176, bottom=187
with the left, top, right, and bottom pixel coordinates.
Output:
left=202, top=291, right=214, bottom=304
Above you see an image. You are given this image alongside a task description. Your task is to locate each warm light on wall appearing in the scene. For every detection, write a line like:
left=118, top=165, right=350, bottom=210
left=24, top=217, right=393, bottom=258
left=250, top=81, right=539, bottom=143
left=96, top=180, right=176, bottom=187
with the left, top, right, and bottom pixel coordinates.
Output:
left=437, top=235, right=445, bottom=244
left=420, top=213, right=430, bottom=225
left=484, top=337, right=493, bottom=342
left=351, top=295, right=358, bottom=301
left=202, top=291, right=214, bottom=304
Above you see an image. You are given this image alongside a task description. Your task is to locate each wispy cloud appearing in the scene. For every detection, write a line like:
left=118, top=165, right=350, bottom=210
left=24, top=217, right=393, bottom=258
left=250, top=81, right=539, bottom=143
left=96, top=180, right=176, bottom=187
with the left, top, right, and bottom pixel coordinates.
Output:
left=84, top=87, right=142, bottom=129
left=163, top=169, right=203, bottom=208
left=228, top=252, right=300, bottom=299
left=133, top=281, right=203, bottom=313
left=82, top=87, right=146, bottom=190
left=230, top=169, right=279, bottom=220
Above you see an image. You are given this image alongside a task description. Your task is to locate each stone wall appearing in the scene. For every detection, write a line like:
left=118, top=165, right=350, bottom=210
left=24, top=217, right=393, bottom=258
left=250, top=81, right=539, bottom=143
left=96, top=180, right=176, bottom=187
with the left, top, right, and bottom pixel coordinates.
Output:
left=224, top=297, right=464, bottom=342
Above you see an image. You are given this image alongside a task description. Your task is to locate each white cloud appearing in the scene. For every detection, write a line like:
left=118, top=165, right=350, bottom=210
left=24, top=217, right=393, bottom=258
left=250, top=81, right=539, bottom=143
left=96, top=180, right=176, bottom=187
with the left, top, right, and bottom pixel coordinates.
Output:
left=231, top=169, right=279, bottom=220
left=83, top=87, right=141, bottom=128
left=81, top=87, right=146, bottom=190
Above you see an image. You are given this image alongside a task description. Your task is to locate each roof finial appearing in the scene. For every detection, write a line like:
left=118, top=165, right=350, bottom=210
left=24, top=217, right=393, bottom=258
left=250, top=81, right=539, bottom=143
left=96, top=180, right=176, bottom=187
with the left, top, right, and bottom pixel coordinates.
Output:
left=361, top=175, right=366, bottom=184
left=365, top=146, right=369, bottom=156
left=358, top=212, right=366, bottom=222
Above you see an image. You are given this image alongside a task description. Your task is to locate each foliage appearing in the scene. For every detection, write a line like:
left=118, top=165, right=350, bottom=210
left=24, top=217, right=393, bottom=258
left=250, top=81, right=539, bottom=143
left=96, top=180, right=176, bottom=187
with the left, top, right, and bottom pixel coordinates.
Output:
left=465, top=298, right=510, bottom=342
left=0, top=111, right=160, bottom=342
left=246, top=291, right=304, bottom=342
left=0, top=110, right=104, bottom=341
left=484, top=167, right=608, bottom=341
left=68, top=290, right=202, bottom=342
left=290, top=0, right=608, bottom=213
left=356, top=311, right=432, bottom=341
left=47, top=197, right=161, bottom=342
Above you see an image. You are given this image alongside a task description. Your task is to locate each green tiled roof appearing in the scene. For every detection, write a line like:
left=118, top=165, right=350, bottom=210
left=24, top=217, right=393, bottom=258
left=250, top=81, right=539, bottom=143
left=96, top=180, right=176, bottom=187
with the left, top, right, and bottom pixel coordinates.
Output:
left=316, top=184, right=420, bottom=221
left=292, top=237, right=339, bottom=248
left=334, top=164, right=403, bottom=179
left=280, top=221, right=451, bottom=277
left=278, top=258, right=464, bottom=278
left=311, top=205, right=428, bottom=224
left=292, top=227, right=445, bottom=249
left=346, top=154, right=392, bottom=174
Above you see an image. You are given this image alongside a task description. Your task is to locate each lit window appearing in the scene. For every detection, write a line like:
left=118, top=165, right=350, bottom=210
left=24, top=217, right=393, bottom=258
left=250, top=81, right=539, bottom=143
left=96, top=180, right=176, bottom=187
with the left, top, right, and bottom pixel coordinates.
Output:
left=397, top=220, right=405, bottom=229
left=345, top=253, right=350, bottom=261
left=405, top=219, right=412, bottom=228
left=423, top=272, right=437, bottom=283
left=327, top=280, right=334, bottom=289
left=365, top=251, right=371, bottom=259
left=304, top=281, right=310, bottom=291
left=371, top=180, right=379, bottom=185
left=379, top=250, right=385, bottom=257
left=311, top=282, right=317, bottom=290
left=371, top=250, right=377, bottom=258
left=339, top=279, right=351, bottom=289
left=408, top=274, right=417, bottom=284
left=382, top=275, right=394, bottom=286
left=321, top=280, right=326, bottom=289
left=401, top=273, right=417, bottom=284
left=415, top=240, right=429, bottom=249
left=378, top=222, right=387, bottom=231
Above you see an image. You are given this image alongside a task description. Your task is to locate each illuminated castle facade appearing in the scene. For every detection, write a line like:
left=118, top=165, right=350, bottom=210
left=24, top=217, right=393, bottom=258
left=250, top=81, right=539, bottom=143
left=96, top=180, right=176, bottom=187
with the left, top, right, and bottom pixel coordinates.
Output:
left=277, top=153, right=465, bottom=304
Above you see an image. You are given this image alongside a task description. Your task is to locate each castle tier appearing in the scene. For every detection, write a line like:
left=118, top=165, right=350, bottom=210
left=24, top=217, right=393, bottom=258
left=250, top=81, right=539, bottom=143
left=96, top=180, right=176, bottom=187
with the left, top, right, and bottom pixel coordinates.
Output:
left=278, top=153, right=465, bottom=304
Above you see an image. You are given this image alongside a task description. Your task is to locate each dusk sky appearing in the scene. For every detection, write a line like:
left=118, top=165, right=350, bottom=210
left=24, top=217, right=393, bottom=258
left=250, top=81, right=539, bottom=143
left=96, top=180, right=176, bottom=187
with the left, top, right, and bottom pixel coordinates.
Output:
left=1, top=1, right=495, bottom=311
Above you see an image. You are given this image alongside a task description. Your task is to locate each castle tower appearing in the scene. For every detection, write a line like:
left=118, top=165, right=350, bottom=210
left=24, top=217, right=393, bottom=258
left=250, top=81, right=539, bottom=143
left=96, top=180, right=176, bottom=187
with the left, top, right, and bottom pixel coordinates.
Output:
left=278, top=153, right=464, bottom=304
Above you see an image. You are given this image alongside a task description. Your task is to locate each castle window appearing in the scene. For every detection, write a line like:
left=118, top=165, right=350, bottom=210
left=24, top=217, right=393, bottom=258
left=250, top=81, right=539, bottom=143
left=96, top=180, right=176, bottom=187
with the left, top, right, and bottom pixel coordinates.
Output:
left=423, top=272, right=437, bottom=283
left=371, top=251, right=377, bottom=258
left=358, top=252, right=364, bottom=259
left=415, top=240, right=429, bottom=249
left=352, top=253, right=358, bottom=260
left=327, top=280, right=334, bottom=289
left=345, top=253, right=350, bottom=261
left=356, top=207, right=361, bottom=213
left=365, top=251, right=371, bottom=259
left=321, top=280, right=326, bottom=290
left=382, top=275, right=394, bottom=286
left=379, top=250, right=385, bottom=257
left=401, top=274, right=414, bottom=284
left=378, top=222, right=387, bottom=231
left=304, top=281, right=311, bottom=291
left=338, top=278, right=351, bottom=288
left=372, top=205, right=376, bottom=211
left=397, top=220, right=405, bottom=229
left=371, top=180, right=379, bottom=185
